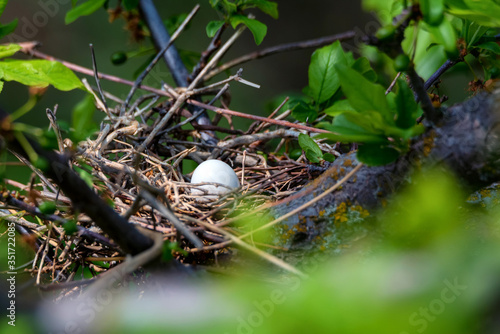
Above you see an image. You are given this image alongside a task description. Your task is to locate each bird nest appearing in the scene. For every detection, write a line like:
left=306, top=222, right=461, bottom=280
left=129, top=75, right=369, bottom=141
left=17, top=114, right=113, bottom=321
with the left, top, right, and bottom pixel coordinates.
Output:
left=3, top=80, right=338, bottom=287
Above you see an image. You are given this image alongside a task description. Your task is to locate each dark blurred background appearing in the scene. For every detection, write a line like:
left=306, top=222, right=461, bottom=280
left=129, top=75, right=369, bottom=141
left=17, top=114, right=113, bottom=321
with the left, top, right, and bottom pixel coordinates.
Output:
left=0, top=0, right=373, bottom=125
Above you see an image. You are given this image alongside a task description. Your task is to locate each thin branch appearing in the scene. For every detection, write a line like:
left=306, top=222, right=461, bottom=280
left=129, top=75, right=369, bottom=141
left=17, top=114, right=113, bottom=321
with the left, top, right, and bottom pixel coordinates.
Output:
left=21, top=45, right=173, bottom=98
left=138, top=0, right=192, bottom=87
left=124, top=4, right=200, bottom=108
left=136, top=26, right=247, bottom=154
left=205, top=31, right=356, bottom=80
left=187, top=99, right=329, bottom=134
left=89, top=44, right=108, bottom=113
left=424, top=58, right=461, bottom=91
left=140, top=190, right=203, bottom=248
left=189, top=23, right=227, bottom=81
left=407, top=66, right=441, bottom=123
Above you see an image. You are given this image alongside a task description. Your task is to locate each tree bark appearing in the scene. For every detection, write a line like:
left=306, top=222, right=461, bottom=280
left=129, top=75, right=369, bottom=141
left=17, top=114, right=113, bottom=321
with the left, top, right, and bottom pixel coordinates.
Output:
left=271, top=88, right=500, bottom=258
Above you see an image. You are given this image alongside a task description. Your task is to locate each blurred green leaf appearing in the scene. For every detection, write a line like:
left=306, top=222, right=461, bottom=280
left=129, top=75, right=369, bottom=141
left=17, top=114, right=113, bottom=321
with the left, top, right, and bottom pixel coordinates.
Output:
left=351, top=57, right=377, bottom=82
left=0, top=60, right=83, bottom=91
left=463, top=20, right=490, bottom=48
left=240, top=0, right=278, bottom=19
left=65, top=0, right=106, bottom=24
left=122, top=0, right=139, bottom=11
left=72, top=94, right=96, bottom=142
left=421, top=0, right=444, bottom=26
left=0, top=18, right=17, bottom=40
left=323, top=99, right=355, bottom=117
left=0, top=44, right=20, bottom=59
left=424, top=19, right=458, bottom=57
left=290, top=99, right=317, bottom=123
left=75, top=166, right=94, bottom=188
left=298, top=134, right=323, bottom=163
left=446, top=0, right=500, bottom=27
left=210, top=0, right=237, bottom=15
left=307, top=41, right=347, bottom=104
left=230, top=15, right=267, bottom=45
left=206, top=20, right=225, bottom=37
left=164, top=13, right=188, bottom=35
left=318, top=114, right=388, bottom=143
left=475, top=41, right=500, bottom=55
left=62, top=219, right=78, bottom=235
left=382, top=168, right=464, bottom=248
left=394, top=79, right=420, bottom=129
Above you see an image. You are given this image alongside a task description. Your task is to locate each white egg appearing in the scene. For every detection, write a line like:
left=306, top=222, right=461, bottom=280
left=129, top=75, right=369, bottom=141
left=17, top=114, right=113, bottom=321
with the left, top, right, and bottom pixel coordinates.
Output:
left=190, top=159, right=240, bottom=200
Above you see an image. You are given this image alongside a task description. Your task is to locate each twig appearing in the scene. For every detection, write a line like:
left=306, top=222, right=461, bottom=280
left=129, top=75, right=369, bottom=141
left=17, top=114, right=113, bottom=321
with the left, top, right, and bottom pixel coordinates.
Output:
left=80, top=227, right=164, bottom=298
left=21, top=46, right=173, bottom=98
left=140, top=190, right=203, bottom=248
left=136, top=26, right=247, bottom=154
left=124, top=4, right=200, bottom=108
left=193, top=218, right=306, bottom=277
left=424, top=58, right=461, bottom=91
left=45, top=107, right=64, bottom=153
left=187, top=99, right=329, bottom=133
left=0, top=111, right=154, bottom=255
left=138, top=0, right=194, bottom=87
left=239, top=163, right=363, bottom=240
left=189, top=23, right=227, bottom=81
left=89, top=44, right=108, bottom=114
left=205, top=31, right=357, bottom=80
left=407, top=66, right=441, bottom=123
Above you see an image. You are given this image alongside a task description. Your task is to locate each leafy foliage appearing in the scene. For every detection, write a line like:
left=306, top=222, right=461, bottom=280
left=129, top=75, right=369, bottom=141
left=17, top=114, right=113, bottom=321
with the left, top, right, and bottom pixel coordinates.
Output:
left=207, top=0, right=278, bottom=45
left=0, top=45, right=83, bottom=94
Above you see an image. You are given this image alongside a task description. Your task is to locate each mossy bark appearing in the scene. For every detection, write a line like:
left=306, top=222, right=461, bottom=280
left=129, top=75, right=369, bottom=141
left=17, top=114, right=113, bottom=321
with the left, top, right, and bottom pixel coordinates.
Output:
left=272, top=89, right=500, bottom=260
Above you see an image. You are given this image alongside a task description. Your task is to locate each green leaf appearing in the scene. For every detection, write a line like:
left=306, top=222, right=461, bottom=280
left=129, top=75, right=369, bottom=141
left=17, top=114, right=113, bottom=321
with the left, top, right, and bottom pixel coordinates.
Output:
left=164, top=13, right=189, bottom=35
left=424, top=19, right=458, bottom=57
left=0, top=80, right=3, bottom=94
left=323, top=99, right=355, bottom=117
left=0, top=19, right=18, bottom=40
left=210, top=0, right=238, bottom=15
left=463, top=20, right=490, bottom=48
left=290, top=100, right=317, bottom=123
left=446, top=0, right=500, bottom=27
left=323, top=153, right=335, bottom=162
left=63, top=219, right=78, bottom=235
left=318, top=114, right=388, bottom=143
left=75, top=166, right=94, bottom=188
left=357, top=143, right=400, bottom=166
left=475, top=41, right=500, bottom=55
left=65, top=0, right=107, bottom=24
left=351, top=57, right=377, bottom=82
left=0, top=60, right=83, bottom=91
left=240, top=0, right=278, bottom=19
left=420, top=0, right=444, bottom=26
left=72, top=94, right=96, bottom=142
left=394, top=79, right=419, bottom=129
left=122, top=0, right=139, bottom=11
left=0, top=44, right=21, bottom=59
left=335, top=64, right=392, bottom=122
left=0, top=0, right=8, bottom=16
left=307, top=41, right=347, bottom=104
left=206, top=20, right=225, bottom=38
left=298, top=134, right=323, bottom=163
left=230, top=15, right=267, bottom=45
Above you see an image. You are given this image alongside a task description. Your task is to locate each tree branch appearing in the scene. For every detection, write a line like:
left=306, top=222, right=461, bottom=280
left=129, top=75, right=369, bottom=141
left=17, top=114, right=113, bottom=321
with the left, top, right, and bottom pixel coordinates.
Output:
left=204, top=31, right=356, bottom=80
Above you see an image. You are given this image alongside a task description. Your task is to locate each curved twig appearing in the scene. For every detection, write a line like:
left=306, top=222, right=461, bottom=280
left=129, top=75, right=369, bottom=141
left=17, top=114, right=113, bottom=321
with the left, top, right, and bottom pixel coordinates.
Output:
left=204, top=31, right=356, bottom=80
